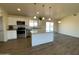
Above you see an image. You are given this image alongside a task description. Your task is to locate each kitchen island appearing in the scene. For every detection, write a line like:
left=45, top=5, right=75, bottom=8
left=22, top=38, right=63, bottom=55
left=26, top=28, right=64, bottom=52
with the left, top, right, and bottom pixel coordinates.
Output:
left=31, top=31, right=54, bottom=47
left=7, top=27, right=54, bottom=47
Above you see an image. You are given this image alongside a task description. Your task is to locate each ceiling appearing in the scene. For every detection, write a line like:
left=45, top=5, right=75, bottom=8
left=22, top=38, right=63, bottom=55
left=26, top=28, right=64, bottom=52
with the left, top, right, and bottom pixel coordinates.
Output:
left=0, top=3, right=79, bottom=19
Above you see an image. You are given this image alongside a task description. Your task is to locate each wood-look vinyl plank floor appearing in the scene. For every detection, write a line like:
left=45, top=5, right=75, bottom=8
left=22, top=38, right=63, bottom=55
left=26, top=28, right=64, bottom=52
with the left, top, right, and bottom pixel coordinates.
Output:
left=0, top=32, right=79, bottom=55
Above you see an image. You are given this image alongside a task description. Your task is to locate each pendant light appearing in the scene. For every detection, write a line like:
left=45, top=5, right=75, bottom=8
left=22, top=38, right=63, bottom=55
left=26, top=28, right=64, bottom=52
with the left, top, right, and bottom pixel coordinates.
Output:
left=33, top=16, right=37, bottom=19
left=48, top=6, right=52, bottom=21
left=42, top=4, right=45, bottom=20
left=33, top=3, right=37, bottom=19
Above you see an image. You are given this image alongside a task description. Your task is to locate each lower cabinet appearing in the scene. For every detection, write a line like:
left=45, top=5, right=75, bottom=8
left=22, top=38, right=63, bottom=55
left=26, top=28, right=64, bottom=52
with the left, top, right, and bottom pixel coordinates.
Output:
left=7, top=30, right=17, bottom=40
left=0, top=31, right=4, bottom=41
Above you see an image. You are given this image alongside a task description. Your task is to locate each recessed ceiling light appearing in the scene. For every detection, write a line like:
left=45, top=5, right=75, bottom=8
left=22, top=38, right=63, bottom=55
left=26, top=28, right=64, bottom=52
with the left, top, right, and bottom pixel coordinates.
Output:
left=36, top=12, right=39, bottom=14
left=17, top=8, right=21, bottom=11
left=58, top=21, right=61, bottom=23
left=48, top=18, right=51, bottom=21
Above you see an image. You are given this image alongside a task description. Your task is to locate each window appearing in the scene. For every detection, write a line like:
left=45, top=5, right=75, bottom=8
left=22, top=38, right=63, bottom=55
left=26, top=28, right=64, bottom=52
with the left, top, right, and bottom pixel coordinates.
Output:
left=29, top=20, right=38, bottom=27
left=46, top=22, right=53, bottom=32
left=29, top=20, right=38, bottom=33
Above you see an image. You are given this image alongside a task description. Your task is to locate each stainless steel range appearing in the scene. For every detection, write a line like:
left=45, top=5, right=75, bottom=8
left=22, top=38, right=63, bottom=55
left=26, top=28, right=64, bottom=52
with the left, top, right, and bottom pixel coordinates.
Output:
left=17, top=21, right=26, bottom=38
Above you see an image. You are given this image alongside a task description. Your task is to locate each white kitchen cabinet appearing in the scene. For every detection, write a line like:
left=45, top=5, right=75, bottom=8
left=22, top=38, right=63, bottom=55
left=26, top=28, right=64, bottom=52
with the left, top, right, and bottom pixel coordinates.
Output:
left=8, top=16, right=29, bottom=26
left=7, top=30, right=17, bottom=40
left=0, top=31, right=4, bottom=41
left=8, top=17, right=17, bottom=25
left=0, top=17, right=4, bottom=41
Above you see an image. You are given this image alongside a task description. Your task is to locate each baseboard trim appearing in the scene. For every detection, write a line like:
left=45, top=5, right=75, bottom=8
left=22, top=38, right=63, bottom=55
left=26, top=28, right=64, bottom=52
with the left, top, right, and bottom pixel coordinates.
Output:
left=58, top=32, right=79, bottom=39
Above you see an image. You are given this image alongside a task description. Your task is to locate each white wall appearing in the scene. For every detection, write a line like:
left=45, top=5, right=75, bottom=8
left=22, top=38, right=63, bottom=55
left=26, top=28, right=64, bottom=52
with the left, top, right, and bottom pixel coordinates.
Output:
left=59, top=13, right=79, bottom=38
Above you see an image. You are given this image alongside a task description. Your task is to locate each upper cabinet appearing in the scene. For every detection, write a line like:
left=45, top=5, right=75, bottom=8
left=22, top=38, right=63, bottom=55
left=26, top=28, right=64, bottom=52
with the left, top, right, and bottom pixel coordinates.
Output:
left=8, top=15, right=29, bottom=26
left=8, top=16, right=17, bottom=25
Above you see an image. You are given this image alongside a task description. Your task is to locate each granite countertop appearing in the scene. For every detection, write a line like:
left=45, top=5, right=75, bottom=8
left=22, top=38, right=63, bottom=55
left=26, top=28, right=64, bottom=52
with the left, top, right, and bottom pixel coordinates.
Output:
left=7, top=29, right=17, bottom=30
left=31, top=30, right=53, bottom=34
